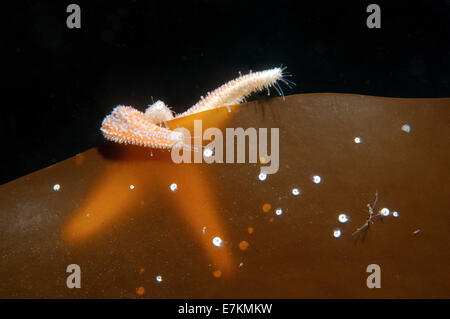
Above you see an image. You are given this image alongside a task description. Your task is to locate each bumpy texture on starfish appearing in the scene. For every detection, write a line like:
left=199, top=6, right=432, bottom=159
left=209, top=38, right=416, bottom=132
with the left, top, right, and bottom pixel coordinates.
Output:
left=101, top=67, right=291, bottom=149
left=101, top=106, right=183, bottom=149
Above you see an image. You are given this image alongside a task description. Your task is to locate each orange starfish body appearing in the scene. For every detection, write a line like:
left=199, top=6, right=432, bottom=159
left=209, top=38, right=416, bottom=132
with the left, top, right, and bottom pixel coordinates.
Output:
left=100, top=67, right=291, bottom=149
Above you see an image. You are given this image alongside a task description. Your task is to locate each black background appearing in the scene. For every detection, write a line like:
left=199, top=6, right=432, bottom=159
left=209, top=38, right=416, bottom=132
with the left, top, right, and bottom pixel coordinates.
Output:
left=3, top=0, right=449, bottom=184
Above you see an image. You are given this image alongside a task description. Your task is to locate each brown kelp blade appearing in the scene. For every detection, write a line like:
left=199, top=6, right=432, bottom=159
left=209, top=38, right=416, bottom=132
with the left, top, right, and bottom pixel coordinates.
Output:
left=0, top=93, right=449, bottom=298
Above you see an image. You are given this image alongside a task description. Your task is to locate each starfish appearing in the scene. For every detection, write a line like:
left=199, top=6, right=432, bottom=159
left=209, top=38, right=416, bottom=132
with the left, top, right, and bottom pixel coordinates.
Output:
left=64, top=109, right=246, bottom=276
left=63, top=67, right=293, bottom=276
left=100, top=67, right=293, bottom=149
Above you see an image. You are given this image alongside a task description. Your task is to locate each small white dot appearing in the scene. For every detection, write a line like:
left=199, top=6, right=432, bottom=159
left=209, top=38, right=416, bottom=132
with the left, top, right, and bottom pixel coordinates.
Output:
left=212, top=236, right=223, bottom=247
left=292, top=188, right=301, bottom=196
left=393, top=211, right=399, bottom=218
left=202, top=226, right=206, bottom=234
left=401, top=124, right=411, bottom=133
left=380, top=208, right=390, bottom=216
left=155, top=275, right=163, bottom=283
left=312, top=175, right=321, bottom=184
left=239, top=262, right=244, bottom=268
left=275, top=208, right=283, bottom=216
left=169, top=183, right=178, bottom=192
left=258, top=173, right=267, bottom=181
left=52, top=184, right=60, bottom=191
left=86, top=213, right=90, bottom=217
left=203, top=148, right=213, bottom=157
left=150, top=151, right=154, bottom=157
left=354, top=137, right=362, bottom=144
left=338, top=214, right=349, bottom=223
left=333, top=229, right=342, bottom=238
left=129, top=184, right=135, bottom=190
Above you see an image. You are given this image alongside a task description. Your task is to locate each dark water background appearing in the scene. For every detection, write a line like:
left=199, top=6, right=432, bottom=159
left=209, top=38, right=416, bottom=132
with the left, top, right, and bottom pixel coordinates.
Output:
left=3, top=0, right=449, bottom=184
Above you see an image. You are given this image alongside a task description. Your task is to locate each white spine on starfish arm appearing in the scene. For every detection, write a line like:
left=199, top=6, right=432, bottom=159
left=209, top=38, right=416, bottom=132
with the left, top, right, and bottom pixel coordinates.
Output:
left=178, top=67, right=288, bottom=117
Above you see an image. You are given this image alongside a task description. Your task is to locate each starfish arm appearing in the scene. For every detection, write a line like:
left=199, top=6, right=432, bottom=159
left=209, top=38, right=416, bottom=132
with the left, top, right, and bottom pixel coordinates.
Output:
left=101, top=106, right=183, bottom=149
left=177, top=67, right=286, bottom=118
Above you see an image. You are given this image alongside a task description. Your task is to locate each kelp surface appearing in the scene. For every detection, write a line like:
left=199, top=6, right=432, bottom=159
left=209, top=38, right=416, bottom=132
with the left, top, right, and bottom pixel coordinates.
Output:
left=1, top=93, right=449, bottom=298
